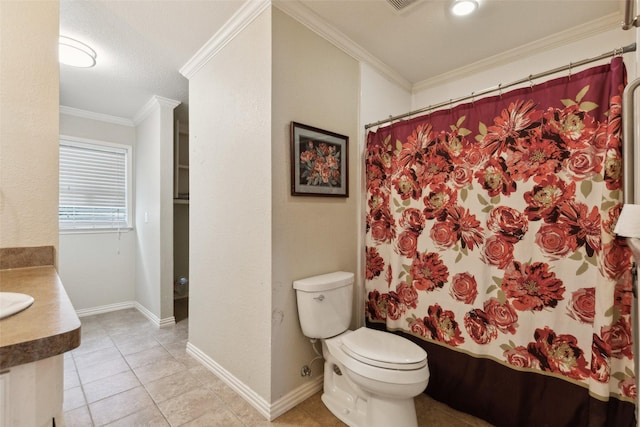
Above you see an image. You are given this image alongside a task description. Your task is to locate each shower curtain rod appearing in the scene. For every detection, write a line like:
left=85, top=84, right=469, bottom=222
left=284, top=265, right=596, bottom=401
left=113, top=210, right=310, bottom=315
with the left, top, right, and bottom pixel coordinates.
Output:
left=364, top=42, right=637, bottom=130
left=622, top=0, right=639, bottom=30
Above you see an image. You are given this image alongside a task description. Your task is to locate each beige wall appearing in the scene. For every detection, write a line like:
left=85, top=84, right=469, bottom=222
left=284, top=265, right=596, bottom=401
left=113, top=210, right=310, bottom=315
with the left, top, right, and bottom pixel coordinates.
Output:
left=271, top=8, right=360, bottom=401
left=0, top=1, right=59, bottom=254
left=189, top=8, right=273, bottom=400
left=188, top=5, right=360, bottom=408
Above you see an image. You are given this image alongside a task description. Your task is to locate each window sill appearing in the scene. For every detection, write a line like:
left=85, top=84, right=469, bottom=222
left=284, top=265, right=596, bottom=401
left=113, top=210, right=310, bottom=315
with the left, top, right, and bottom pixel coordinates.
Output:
left=59, top=227, right=133, bottom=235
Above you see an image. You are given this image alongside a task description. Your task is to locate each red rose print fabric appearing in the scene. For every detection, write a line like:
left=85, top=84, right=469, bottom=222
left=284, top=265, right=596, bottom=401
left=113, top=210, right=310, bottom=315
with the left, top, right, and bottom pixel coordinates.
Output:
left=364, top=58, right=634, bottom=406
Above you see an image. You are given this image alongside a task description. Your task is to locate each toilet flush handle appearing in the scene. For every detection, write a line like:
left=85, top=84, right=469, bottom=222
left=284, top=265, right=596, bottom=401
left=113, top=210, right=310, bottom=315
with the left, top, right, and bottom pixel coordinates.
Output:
left=314, top=294, right=325, bottom=302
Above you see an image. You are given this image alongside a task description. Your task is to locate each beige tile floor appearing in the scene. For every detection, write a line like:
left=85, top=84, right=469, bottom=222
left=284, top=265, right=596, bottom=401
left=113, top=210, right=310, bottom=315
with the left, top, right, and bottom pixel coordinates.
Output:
left=63, top=308, right=494, bottom=426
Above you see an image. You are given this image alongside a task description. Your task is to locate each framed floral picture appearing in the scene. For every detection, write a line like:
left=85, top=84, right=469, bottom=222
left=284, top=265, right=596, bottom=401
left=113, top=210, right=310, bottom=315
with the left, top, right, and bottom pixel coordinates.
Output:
left=290, top=122, right=349, bottom=197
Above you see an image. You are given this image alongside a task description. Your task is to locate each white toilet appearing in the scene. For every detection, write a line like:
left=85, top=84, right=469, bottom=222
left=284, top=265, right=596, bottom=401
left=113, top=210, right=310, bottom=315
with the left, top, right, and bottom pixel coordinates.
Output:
left=293, top=271, right=429, bottom=427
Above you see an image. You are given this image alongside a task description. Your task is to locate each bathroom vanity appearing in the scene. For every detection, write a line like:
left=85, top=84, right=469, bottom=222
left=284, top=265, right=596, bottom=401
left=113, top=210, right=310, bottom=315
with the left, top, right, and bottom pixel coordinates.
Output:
left=0, top=257, right=81, bottom=427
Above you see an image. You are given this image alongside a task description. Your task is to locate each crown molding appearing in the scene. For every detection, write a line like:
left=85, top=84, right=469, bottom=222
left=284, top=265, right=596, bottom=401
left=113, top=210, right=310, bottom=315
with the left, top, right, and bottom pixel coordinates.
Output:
left=412, top=12, right=622, bottom=93
left=180, top=0, right=271, bottom=79
left=59, top=105, right=135, bottom=127
left=274, top=1, right=412, bottom=92
left=133, top=95, right=181, bottom=125
left=180, top=1, right=619, bottom=94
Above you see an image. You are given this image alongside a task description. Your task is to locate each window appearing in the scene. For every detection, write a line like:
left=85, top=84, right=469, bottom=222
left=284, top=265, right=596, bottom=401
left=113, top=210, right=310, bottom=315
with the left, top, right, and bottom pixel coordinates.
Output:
left=59, top=137, right=132, bottom=231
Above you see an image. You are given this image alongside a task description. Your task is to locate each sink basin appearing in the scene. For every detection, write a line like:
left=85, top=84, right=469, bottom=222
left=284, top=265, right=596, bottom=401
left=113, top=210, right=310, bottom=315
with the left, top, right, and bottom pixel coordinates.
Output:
left=0, top=292, right=35, bottom=320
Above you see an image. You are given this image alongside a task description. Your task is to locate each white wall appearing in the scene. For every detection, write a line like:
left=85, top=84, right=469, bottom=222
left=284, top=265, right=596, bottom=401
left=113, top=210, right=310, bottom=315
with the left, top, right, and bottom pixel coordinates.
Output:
left=271, top=8, right=360, bottom=401
left=360, top=62, right=412, bottom=127
left=58, top=113, right=137, bottom=311
left=0, top=1, right=59, bottom=254
left=134, top=97, right=179, bottom=323
left=59, top=232, right=136, bottom=310
left=189, top=8, right=273, bottom=401
left=59, top=102, right=178, bottom=319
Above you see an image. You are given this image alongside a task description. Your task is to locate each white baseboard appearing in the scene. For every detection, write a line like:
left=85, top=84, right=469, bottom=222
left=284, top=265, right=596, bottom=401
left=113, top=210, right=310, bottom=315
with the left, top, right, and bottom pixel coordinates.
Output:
left=270, top=372, right=324, bottom=420
left=135, top=302, right=175, bottom=328
left=75, top=301, right=135, bottom=317
left=186, top=342, right=323, bottom=421
left=76, top=301, right=175, bottom=328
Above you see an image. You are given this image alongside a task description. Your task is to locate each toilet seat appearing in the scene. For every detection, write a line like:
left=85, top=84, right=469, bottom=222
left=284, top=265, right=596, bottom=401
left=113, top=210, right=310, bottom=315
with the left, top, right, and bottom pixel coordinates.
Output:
left=324, top=329, right=430, bottom=385
left=341, top=328, right=427, bottom=370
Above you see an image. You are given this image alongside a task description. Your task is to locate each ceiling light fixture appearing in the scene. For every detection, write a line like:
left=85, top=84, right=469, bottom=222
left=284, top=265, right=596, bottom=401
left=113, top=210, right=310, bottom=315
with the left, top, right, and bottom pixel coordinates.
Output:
left=59, top=36, right=96, bottom=68
left=450, top=0, right=478, bottom=16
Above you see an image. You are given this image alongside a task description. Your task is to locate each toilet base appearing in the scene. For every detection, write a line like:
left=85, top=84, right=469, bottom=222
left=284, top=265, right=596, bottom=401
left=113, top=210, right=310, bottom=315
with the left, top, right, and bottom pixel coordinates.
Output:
left=322, top=359, right=419, bottom=427
left=368, top=396, right=418, bottom=427
left=322, top=390, right=365, bottom=427
left=322, top=389, right=419, bottom=427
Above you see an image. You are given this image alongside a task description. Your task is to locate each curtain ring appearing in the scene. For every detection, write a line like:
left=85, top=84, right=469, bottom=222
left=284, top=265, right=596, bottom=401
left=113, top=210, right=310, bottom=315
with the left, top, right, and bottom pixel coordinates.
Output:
left=498, top=83, right=503, bottom=98
left=528, top=75, right=534, bottom=91
left=471, top=91, right=475, bottom=105
left=449, top=99, right=453, bottom=111
left=568, top=62, right=572, bottom=80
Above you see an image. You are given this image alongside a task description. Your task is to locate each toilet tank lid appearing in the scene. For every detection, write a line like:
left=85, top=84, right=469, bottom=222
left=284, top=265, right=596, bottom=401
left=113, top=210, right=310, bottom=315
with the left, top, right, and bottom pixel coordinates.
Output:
left=293, top=271, right=354, bottom=292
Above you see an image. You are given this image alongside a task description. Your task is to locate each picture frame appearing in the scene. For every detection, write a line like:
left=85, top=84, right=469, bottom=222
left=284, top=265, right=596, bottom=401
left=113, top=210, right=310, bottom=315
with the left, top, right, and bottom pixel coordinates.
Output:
left=290, top=122, right=349, bottom=197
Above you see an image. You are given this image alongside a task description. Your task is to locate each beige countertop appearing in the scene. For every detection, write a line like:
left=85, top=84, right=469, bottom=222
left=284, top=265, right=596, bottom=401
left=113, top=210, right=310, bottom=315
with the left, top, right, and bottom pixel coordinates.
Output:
left=0, top=266, right=81, bottom=370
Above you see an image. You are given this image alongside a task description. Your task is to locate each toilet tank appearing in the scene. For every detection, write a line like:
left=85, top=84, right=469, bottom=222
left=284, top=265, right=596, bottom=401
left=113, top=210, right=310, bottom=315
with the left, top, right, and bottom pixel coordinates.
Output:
left=293, top=271, right=354, bottom=339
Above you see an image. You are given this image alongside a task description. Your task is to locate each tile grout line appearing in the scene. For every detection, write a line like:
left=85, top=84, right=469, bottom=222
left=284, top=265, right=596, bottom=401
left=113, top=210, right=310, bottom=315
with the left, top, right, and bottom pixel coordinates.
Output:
left=135, top=329, right=182, bottom=426
left=68, top=317, right=163, bottom=426
left=69, top=350, right=97, bottom=427
left=97, top=317, right=170, bottom=427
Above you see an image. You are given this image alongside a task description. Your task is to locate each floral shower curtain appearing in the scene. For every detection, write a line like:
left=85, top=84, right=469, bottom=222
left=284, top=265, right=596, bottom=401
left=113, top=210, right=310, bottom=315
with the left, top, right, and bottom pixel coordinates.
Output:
left=365, top=57, right=635, bottom=426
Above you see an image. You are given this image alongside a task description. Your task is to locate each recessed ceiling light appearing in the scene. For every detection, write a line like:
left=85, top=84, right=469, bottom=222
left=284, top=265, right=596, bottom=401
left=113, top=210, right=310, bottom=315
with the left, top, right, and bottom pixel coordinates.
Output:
left=59, top=36, right=96, bottom=68
left=450, top=0, right=478, bottom=16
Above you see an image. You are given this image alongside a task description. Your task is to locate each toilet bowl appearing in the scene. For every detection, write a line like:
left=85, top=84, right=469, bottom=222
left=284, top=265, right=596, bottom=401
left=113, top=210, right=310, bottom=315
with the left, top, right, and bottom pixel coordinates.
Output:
left=293, top=272, right=429, bottom=427
left=322, top=328, right=429, bottom=427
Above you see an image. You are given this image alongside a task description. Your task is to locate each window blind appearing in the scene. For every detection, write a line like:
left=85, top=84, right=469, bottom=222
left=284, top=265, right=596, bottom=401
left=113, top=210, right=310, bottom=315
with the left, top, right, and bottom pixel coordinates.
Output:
left=59, top=140, right=129, bottom=229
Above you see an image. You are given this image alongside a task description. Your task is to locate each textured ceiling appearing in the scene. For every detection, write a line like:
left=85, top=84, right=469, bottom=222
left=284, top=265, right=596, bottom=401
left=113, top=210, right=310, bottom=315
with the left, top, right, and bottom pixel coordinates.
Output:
left=299, top=0, right=621, bottom=84
left=59, top=0, right=624, bottom=122
left=59, top=0, right=243, bottom=121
